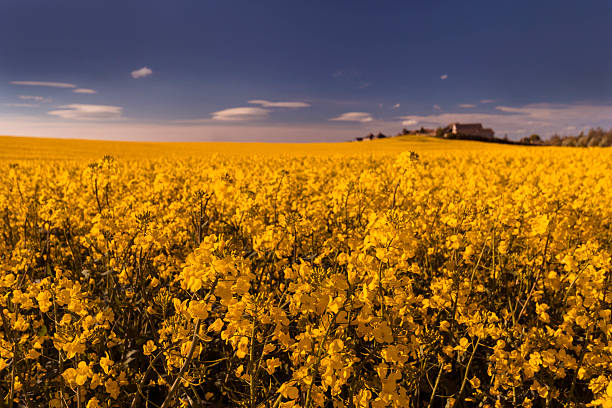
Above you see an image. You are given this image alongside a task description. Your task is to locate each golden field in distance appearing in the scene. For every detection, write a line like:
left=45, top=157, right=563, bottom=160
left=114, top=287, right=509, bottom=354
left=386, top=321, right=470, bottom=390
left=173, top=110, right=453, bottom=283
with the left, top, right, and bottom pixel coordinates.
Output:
left=0, top=135, right=610, bottom=407
left=0, top=134, right=514, bottom=160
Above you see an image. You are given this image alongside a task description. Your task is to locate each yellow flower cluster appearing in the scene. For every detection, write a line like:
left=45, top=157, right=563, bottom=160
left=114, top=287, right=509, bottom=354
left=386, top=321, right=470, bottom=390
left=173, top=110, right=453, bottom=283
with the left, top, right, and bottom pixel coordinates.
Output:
left=0, top=146, right=610, bottom=407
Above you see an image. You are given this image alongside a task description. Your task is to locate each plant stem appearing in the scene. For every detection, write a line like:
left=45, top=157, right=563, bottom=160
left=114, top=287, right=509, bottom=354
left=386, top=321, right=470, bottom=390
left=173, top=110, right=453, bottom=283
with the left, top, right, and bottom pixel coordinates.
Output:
left=160, top=319, right=201, bottom=408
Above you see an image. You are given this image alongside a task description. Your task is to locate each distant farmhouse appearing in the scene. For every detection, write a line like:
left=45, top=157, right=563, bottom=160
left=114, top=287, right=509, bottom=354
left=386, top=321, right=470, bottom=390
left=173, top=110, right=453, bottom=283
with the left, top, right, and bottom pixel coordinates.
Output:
left=443, top=123, right=495, bottom=139
left=353, top=123, right=496, bottom=143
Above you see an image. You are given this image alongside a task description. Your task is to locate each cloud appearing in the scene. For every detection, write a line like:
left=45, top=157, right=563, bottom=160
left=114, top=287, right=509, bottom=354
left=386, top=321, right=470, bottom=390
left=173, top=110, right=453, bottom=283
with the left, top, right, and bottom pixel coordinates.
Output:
left=19, top=95, right=45, bottom=102
left=211, top=107, right=270, bottom=121
left=73, top=88, right=97, bottom=94
left=248, top=100, right=310, bottom=108
left=393, top=103, right=401, bottom=109
left=10, top=81, right=76, bottom=88
left=397, top=102, right=612, bottom=138
left=433, top=104, right=441, bottom=110
left=480, top=99, right=495, bottom=104
left=459, top=104, right=476, bottom=108
left=440, top=74, right=448, bottom=80
left=3, top=103, right=37, bottom=108
left=493, top=104, right=612, bottom=124
left=48, top=104, right=122, bottom=120
left=402, top=119, right=417, bottom=126
left=131, top=67, right=153, bottom=79
left=330, top=112, right=374, bottom=123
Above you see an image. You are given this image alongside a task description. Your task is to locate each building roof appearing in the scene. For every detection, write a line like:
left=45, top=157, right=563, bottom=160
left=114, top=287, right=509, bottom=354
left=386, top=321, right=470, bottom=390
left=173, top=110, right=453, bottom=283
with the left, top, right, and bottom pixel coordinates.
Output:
left=452, top=123, right=484, bottom=129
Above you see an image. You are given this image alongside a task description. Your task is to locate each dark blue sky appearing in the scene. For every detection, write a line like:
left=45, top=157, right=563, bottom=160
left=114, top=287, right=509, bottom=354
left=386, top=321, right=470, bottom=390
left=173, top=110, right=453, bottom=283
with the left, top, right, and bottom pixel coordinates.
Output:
left=1, top=0, right=610, bottom=141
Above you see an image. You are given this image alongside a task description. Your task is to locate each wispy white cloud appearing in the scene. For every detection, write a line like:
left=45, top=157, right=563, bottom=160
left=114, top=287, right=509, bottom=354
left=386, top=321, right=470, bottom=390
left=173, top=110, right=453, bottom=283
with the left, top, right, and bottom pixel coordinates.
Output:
left=330, top=112, right=374, bottom=123
left=480, top=99, right=495, bottom=104
left=19, top=95, right=45, bottom=102
left=393, top=103, right=400, bottom=109
left=73, top=88, right=97, bottom=94
left=211, top=107, right=270, bottom=121
left=3, top=103, right=38, bottom=108
left=433, top=104, right=441, bottom=110
left=48, top=104, right=122, bottom=120
left=131, top=67, right=153, bottom=79
left=397, top=103, right=612, bottom=137
left=248, top=100, right=310, bottom=108
left=10, top=81, right=76, bottom=88
left=440, top=74, right=448, bottom=80
left=459, top=104, right=476, bottom=108
left=494, top=103, right=612, bottom=123
left=402, top=119, right=417, bottom=126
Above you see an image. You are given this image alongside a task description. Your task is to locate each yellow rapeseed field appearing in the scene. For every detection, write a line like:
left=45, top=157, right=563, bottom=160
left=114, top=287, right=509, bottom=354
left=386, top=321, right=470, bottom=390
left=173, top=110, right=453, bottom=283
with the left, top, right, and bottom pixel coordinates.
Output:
left=0, top=135, right=510, bottom=160
left=0, top=135, right=610, bottom=407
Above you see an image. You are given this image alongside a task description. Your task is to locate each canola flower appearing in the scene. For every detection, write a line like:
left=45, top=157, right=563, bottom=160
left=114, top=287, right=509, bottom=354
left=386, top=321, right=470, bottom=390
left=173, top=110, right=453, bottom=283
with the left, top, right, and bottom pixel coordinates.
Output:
left=0, top=140, right=610, bottom=407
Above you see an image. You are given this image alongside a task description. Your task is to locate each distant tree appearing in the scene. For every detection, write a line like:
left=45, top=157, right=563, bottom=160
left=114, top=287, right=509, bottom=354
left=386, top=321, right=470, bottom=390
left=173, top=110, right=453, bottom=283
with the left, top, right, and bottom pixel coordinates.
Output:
left=368, top=133, right=375, bottom=140
left=588, top=127, right=604, bottom=140
left=528, top=134, right=541, bottom=144
left=587, top=136, right=600, bottom=147
left=561, top=137, right=577, bottom=147
left=355, top=137, right=363, bottom=142
left=402, top=128, right=410, bottom=135
left=376, top=132, right=387, bottom=139
left=435, top=127, right=445, bottom=138
left=548, top=134, right=562, bottom=146
left=601, top=133, right=612, bottom=147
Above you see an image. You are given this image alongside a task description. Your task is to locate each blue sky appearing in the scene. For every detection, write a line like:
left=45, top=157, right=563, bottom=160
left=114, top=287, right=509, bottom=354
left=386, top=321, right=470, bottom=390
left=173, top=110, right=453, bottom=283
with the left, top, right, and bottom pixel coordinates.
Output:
left=1, top=0, right=610, bottom=141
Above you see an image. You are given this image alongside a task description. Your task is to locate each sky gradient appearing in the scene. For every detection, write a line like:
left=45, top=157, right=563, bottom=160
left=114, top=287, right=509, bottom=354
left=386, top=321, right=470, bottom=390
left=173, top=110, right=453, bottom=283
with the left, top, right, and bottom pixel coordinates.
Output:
left=1, top=0, right=610, bottom=142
